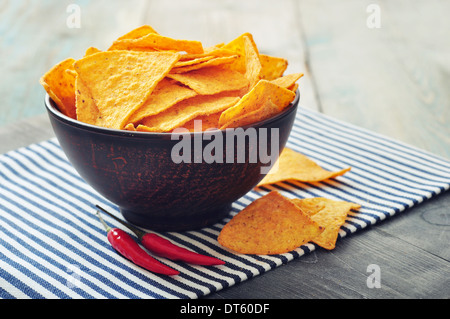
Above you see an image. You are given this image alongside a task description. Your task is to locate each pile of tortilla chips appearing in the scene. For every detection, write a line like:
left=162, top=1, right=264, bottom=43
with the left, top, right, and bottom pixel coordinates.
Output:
left=40, top=25, right=302, bottom=132
left=218, top=147, right=359, bottom=255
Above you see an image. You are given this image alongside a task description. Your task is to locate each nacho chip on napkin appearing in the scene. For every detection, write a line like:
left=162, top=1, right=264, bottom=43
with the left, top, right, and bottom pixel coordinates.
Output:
left=257, top=148, right=351, bottom=187
left=290, top=198, right=361, bottom=250
left=218, top=191, right=324, bottom=255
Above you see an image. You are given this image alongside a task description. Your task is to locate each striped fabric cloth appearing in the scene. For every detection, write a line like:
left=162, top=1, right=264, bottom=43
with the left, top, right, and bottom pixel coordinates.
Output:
left=1, top=108, right=449, bottom=299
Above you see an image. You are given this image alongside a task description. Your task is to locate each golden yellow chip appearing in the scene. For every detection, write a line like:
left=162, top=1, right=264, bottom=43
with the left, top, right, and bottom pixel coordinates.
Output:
left=259, top=54, right=289, bottom=80
left=84, top=47, right=101, bottom=56
left=75, top=75, right=102, bottom=126
left=40, top=58, right=77, bottom=119
left=219, top=98, right=279, bottom=129
left=115, top=25, right=158, bottom=41
left=109, top=32, right=203, bottom=54
left=135, top=94, right=239, bottom=132
left=243, top=35, right=262, bottom=89
left=124, top=123, right=136, bottom=131
left=167, top=66, right=248, bottom=95
left=290, top=198, right=361, bottom=250
left=170, top=55, right=238, bottom=74
left=218, top=191, right=324, bottom=255
left=257, top=148, right=351, bottom=186
left=182, top=112, right=222, bottom=132
left=174, top=55, right=216, bottom=68
left=74, top=51, right=180, bottom=129
left=177, top=47, right=236, bottom=61
left=127, top=78, right=197, bottom=124
left=270, top=73, right=304, bottom=89
left=218, top=80, right=295, bottom=127
left=222, top=33, right=259, bottom=74
left=289, top=83, right=299, bottom=93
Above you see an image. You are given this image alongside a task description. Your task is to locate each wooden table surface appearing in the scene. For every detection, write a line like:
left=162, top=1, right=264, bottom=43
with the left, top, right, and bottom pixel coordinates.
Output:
left=1, top=0, right=449, bottom=299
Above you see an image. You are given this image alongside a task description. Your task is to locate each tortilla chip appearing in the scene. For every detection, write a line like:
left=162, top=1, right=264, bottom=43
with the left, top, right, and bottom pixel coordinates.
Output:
left=174, top=55, right=216, bottom=68
left=75, top=75, right=102, bottom=125
left=259, top=54, right=289, bottom=80
left=290, top=198, right=361, bottom=250
left=115, top=25, right=158, bottom=41
left=270, top=73, right=303, bottom=89
left=40, top=58, right=77, bottom=119
left=289, top=83, right=299, bottom=93
left=73, top=51, right=180, bottom=129
left=136, top=94, right=239, bottom=132
left=177, top=47, right=236, bottom=61
left=218, top=80, right=295, bottom=127
left=243, top=35, right=262, bottom=89
left=222, top=33, right=259, bottom=74
left=182, top=112, right=222, bottom=132
left=257, top=148, right=351, bottom=186
left=170, top=55, right=238, bottom=74
left=218, top=191, right=324, bottom=255
left=167, top=66, right=248, bottom=95
left=127, top=78, right=197, bottom=124
left=124, top=123, right=136, bottom=131
left=84, top=47, right=101, bottom=56
left=219, top=98, right=280, bottom=129
left=109, top=32, right=203, bottom=54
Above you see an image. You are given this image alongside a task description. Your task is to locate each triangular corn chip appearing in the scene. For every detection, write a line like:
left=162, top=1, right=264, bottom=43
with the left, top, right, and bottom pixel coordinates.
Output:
left=270, top=73, right=304, bottom=89
left=170, top=55, right=238, bottom=74
left=115, top=25, right=159, bottom=41
left=167, top=66, right=248, bottom=95
left=257, top=148, right=351, bottom=186
left=73, top=51, right=180, bottom=129
left=218, top=80, right=295, bottom=127
left=109, top=32, right=203, bottom=54
left=243, top=35, right=262, bottom=88
left=259, top=53, right=288, bottom=80
left=136, top=94, right=239, bottom=132
left=75, top=75, right=101, bottom=126
left=127, top=78, right=197, bottom=124
left=290, top=197, right=361, bottom=250
left=219, top=98, right=280, bottom=129
left=218, top=191, right=324, bottom=255
left=40, top=58, right=77, bottom=119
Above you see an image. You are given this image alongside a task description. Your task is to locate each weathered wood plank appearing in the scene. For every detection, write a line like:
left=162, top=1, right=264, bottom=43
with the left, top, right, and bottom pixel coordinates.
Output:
left=0, top=113, right=53, bottom=154
left=297, top=0, right=450, bottom=159
left=0, top=0, right=147, bottom=127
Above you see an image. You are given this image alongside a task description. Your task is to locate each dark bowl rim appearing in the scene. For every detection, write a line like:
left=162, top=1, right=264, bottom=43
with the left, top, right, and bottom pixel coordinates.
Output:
left=44, top=89, right=300, bottom=137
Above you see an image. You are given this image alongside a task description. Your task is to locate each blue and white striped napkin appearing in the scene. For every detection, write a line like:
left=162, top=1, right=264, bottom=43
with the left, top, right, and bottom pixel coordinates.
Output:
left=1, top=108, right=449, bottom=299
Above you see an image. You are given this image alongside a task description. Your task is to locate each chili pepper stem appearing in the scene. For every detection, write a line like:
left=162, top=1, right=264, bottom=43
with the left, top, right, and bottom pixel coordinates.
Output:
left=96, top=205, right=146, bottom=239
left=96, top=210, right=112, bottom=232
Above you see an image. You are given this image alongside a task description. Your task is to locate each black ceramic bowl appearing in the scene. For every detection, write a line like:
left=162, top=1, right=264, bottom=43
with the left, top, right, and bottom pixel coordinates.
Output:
left=45, top=92, right=299, bottom=231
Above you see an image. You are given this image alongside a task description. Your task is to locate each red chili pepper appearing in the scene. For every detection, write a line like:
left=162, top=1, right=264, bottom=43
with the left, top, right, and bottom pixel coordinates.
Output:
left=96, top=211, right=179, bottom=276
left=96, top=205, right=225, bottom=266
